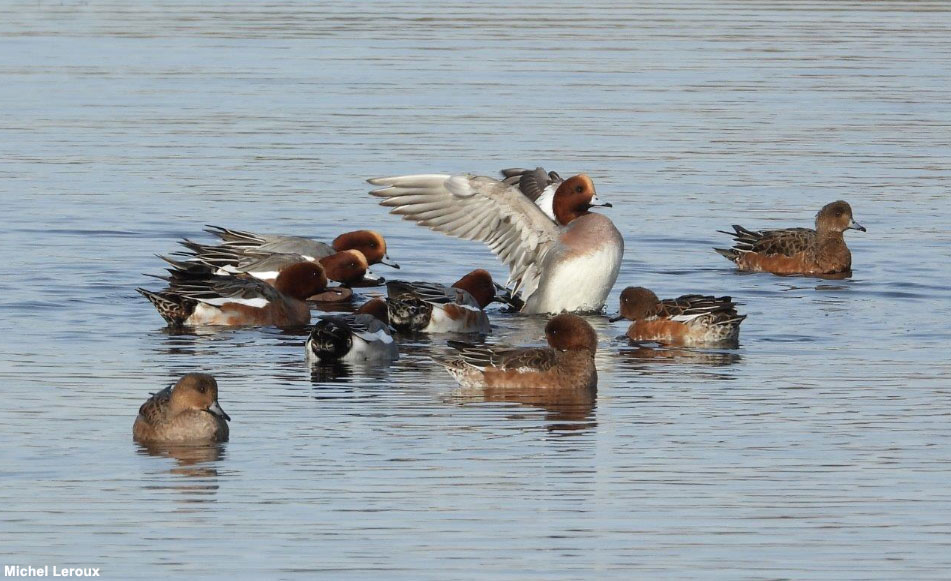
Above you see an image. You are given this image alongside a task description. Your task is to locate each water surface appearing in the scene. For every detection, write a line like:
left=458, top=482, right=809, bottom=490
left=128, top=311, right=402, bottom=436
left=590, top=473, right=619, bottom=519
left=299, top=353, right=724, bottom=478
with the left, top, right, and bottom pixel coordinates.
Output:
left=2, top=1, right=950, bottom=578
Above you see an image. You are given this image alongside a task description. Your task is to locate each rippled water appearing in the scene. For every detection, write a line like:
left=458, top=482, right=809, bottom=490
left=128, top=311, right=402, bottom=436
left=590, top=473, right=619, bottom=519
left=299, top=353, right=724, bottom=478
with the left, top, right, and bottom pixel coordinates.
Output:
left=2, top=1, right=951, bottom=578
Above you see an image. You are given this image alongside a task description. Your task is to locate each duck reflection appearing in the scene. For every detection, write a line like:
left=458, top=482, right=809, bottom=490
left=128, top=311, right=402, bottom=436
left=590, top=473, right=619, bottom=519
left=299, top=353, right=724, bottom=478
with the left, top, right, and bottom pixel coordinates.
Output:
left=135, top=443, right=224, bottom=501
left=451, top=385, right=596, bottom=433
left=309, top=360, right=354, bottom=382
left=617, top=343, right=742, bottom=369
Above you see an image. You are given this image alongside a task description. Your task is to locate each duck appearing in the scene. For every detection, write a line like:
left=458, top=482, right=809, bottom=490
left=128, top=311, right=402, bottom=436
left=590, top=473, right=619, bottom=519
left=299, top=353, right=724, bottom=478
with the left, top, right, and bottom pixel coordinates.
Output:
left=137, top=261, right=325, bottom=328
left=386, top=269, right=495, bottom=334
left=715, top=200, right=866, bottom=276
left=157, top=254, right=353, bottom=304
left=306, top=298, right=398, bottom=363
left=610, top=286, right=746, bottom=347
left=204, top=225, right=399, bottom=269
left=436, top=313, right=598, bottom=390
left=369, top=171, right=623, bottom=314
left=176, top=240, right=370, bottom=286
left=133, top=373, right=230, bottom=444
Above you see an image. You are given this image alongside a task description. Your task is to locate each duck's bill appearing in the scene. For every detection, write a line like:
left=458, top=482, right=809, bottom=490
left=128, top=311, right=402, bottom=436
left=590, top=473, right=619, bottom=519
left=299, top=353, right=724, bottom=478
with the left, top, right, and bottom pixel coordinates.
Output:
left=380, top=256, right=400, bottom=269
left=608, top=313, right=625, bottom=322
left=207, top=401, right=231, bottom=422
left=848, top=219, right=867, bottom=232
left=350, top=271, right=386, bottom=287
left=589, top=194, right=613, bottom=208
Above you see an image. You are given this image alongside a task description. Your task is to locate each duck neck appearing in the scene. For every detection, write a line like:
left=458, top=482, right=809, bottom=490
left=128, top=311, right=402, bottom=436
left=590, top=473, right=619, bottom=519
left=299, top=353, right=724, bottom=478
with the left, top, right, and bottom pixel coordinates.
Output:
left=552, top=198, right=588, bottom=226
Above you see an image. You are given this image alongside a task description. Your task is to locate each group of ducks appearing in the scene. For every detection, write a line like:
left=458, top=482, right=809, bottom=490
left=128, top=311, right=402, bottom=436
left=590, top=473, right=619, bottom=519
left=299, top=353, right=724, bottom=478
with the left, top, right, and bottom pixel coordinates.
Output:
left=133, top=167, right=866, bottom=445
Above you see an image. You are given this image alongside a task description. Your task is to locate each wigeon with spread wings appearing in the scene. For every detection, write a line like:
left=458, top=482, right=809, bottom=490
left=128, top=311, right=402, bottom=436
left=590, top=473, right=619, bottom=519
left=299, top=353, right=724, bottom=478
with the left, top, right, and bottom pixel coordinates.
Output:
left=368, top=170, right=623, bottom=315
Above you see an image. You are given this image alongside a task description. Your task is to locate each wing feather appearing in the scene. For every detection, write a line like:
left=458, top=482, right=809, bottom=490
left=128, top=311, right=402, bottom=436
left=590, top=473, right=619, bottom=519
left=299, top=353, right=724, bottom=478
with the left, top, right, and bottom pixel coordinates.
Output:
left=370, top=174, right=559, bottom=300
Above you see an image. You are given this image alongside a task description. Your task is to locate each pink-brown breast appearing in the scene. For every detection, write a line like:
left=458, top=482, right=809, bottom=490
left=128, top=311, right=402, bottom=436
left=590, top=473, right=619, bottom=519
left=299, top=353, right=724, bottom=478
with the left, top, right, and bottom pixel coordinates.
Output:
left=557, top=213, right=623, bottom=259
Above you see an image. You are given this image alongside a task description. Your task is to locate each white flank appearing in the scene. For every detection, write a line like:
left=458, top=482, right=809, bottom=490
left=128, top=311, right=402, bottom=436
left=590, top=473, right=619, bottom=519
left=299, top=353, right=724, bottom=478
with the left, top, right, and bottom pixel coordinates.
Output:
left=343, top=333, right=398, bottom=362
left=424, top=304, right=490, bottom=333
left=355, top=328, right=394, bottom=344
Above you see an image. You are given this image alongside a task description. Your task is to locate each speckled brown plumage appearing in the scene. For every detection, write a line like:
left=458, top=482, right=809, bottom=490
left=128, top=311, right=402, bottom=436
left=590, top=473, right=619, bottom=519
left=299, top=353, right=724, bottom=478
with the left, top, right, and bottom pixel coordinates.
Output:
left=715, top=200, right=865, bottom=276
left=437, top=313, right=598, bottom=390
left=385, top=270, right=494, bottom=333
left=133, top=373, right=230, bottom=444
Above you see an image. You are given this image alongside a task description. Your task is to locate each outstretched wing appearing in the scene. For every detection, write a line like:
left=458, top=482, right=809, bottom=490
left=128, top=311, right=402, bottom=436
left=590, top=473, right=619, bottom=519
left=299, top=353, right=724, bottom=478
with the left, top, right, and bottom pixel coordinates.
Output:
left=369, top=174, right=559, bottom=299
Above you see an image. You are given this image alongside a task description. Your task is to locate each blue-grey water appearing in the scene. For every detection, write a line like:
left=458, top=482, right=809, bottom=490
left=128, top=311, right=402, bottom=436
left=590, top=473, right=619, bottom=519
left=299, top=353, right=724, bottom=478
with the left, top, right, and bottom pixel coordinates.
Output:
left=2, top=1, right=950, bottom=578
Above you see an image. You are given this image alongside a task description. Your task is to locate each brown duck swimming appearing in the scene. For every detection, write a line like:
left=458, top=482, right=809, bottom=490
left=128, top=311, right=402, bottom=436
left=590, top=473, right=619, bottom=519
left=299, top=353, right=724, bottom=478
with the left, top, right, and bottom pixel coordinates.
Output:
left=133, top=373, right=230, bottom=444
left=610, top=287, right=746, bottom=347
left=715, top=200, right=865, bottom=276
left=436, top=313, right=598, bottom=391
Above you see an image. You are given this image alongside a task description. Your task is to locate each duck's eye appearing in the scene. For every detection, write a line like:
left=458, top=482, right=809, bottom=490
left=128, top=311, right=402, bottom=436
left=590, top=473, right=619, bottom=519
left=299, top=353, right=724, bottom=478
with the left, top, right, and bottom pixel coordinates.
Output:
left=835, top=210, right=843, bottom=217
left=574, top=185, right=584, bottom=194
left=197, top=385, right=206, bottom=393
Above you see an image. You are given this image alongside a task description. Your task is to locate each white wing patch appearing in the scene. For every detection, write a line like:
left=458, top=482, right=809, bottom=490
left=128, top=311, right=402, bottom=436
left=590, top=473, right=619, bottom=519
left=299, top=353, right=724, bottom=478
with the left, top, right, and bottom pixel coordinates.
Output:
left=671, top=312, right=705, bottom=324
left=534, top=185, right=557, bottom=221
left=199, top=296, right=269, bottom=308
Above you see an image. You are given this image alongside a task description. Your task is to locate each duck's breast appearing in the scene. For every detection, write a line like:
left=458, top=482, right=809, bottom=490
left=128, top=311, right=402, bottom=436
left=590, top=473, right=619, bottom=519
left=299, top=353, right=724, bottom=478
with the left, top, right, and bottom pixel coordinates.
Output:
left=134, top=411, right=228, bottom=443
left=524, top=214, right=623, bottom=314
